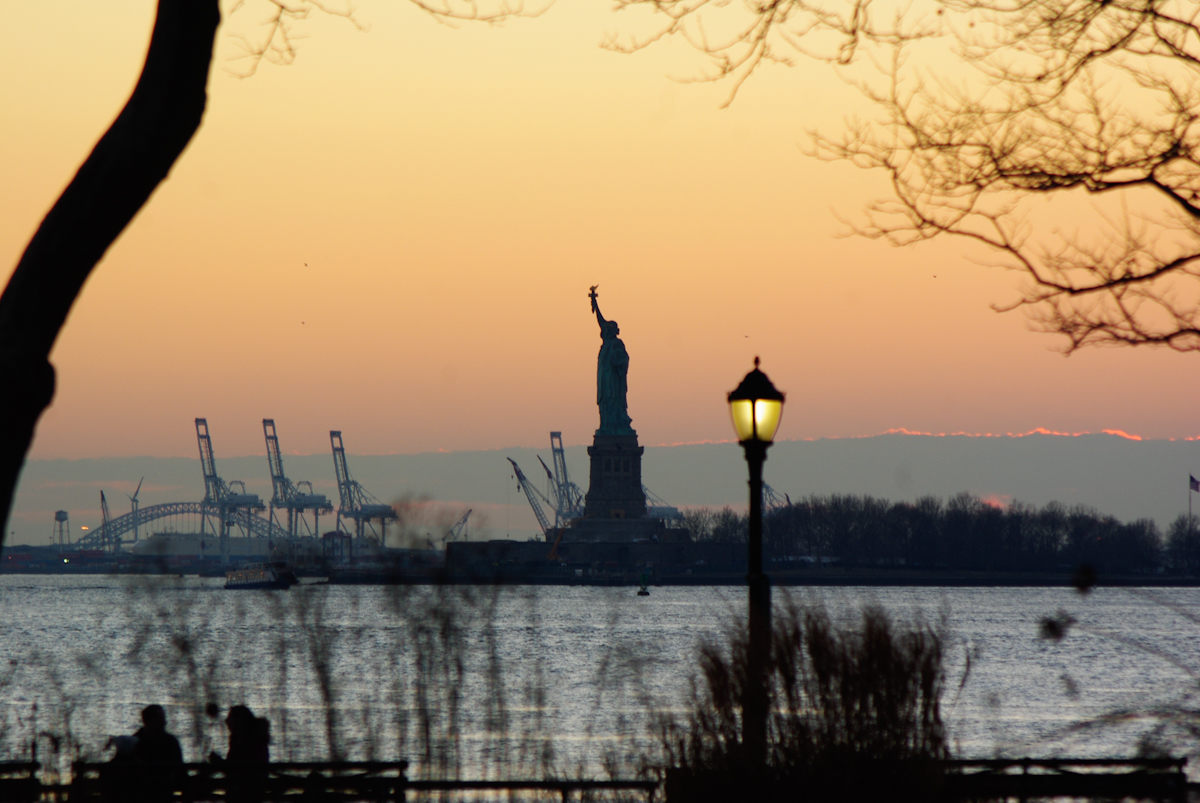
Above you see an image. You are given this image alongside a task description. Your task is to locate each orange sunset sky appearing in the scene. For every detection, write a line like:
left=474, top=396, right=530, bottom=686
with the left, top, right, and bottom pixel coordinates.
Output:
left=3, top=0, right=1199, bottom=462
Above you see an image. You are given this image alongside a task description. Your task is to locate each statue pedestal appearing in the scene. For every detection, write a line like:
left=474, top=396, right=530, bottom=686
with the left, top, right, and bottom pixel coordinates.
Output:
left=557, top=432, right=669, bottom=544
left=580, top=432, right=647, bottom=525
left=562, top=516, right=666, bottom=543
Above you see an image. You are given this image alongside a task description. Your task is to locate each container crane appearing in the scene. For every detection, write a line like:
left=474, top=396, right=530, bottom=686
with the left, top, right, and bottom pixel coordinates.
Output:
left=508, top=458, right=553, bottom=537
left=546, top=432, right=584, bottom=525
left=330, top=430, right=397, bottom=541
left=264, top=419, right=333, bottom=538
left=509, top=458, right=573, bottom=561
left=442, top=509, right=472, bottom=547
left=511, top=434, right=584, bottom=558
left=196, top=418, right=265, bottom=563
left=763, top=483, right=790, bottom=513
left=513, top=432, right=585, bottom=532
left=536, top=456, right=573, bottom=526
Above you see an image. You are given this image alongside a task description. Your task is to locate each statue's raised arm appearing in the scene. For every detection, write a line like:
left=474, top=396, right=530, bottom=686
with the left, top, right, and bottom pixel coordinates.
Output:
left=589, top=285, right=607, bottom=329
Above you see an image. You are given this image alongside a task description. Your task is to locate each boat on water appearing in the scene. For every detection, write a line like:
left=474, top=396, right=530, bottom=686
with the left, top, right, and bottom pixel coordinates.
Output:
left=224, top=562, right=298, bottom=590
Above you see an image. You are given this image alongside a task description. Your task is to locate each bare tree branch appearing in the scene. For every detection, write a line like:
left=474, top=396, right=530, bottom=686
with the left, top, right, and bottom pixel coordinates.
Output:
left=613, top=0, right=1200, bottom=351
left=0, top=0, right=221, bottom=540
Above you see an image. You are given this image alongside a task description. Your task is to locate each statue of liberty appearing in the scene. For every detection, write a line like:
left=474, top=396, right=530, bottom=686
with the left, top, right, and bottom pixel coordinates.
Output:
left=589, top=287, right=633, bottom=434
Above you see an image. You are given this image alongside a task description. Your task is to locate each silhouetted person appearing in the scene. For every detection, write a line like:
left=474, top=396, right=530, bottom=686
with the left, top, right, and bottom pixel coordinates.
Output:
left=210, top=705, right=270, bottom=803
left=133, top=704, right=183, bottom=764
left=133, top=704, right=184, bottom=803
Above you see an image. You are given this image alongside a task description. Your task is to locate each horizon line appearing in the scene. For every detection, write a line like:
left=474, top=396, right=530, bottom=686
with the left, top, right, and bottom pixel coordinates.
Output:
left=25, top=426, right=1200, bottom=462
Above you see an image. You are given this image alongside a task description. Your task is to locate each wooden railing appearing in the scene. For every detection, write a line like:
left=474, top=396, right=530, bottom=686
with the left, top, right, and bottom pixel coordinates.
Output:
left=0, top=756, right=1185, bottom=802
left=663, top=757, right=1189, bottom=803
left=0, top=762, right=38, bottom=803
left=55, top=761, right=659, bottom=802
left=943, top=757, right=1188, bottom=803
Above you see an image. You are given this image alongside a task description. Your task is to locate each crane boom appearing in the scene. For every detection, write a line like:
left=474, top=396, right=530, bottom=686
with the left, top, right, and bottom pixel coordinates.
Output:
left=330, top=430, right=396, bottom=538
left=331, top=431, right=355, bottom=511
left=550, top=432, right=569, bottom=486
left=194, top=419, right=261, bottom=508
left=195, top=418, right=223, bottom=504
left=508, top=458, right=552, bottom=536
left=445, top=509, right=472, bottom=544
left=529, top=432, right=585, bottom=527
left=549, top=432, right=582, bottom=519
left=537, top=455, right=559, bottom=509
left=763, top=483, right=789, bottom=512
left=264, top=419, right=291, bottom=506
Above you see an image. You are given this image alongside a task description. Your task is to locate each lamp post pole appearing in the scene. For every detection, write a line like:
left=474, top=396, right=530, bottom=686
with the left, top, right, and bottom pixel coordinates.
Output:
left=743, top=438, right=770, bottom=769
left=727, top=357, right=784, bottom=773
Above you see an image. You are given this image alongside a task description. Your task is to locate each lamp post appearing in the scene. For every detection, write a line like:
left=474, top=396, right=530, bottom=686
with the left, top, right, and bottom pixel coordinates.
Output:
left=728, top=357, right=785, bottom=771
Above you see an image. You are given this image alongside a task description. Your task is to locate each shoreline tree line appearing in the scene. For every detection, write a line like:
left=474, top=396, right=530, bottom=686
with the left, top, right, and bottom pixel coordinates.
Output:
left=684, top=496, right=1200, bottom=575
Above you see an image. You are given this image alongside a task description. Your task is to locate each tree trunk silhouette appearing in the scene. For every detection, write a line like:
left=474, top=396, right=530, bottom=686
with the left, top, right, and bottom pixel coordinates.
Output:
left=0, top=0, right=220, bottom=543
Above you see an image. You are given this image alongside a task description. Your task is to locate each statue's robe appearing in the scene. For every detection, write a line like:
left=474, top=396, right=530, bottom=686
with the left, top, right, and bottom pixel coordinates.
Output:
left=597, top=332, right=632, bottom=433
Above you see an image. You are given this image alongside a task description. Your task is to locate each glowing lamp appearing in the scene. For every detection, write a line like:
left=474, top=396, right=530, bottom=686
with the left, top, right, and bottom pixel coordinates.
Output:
left=727, top=357, right=785, bottom=444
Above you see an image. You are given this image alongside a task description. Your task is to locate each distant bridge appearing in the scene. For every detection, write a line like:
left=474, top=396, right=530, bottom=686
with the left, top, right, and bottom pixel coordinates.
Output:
left=70, top=419, right=391, bottom=558
left=76, top=502, right=288, bottom=551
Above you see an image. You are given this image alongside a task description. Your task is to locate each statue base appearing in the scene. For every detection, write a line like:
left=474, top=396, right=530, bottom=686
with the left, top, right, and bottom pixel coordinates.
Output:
left=559, top=516, right=667, bottom=544
left=581, top=432, right=647, bottom=522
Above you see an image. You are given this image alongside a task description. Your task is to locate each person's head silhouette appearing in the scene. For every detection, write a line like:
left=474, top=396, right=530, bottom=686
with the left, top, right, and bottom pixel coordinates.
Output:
left=225, top=705, right=254, bottom=734
left=142, top=704, right=167, bottom=733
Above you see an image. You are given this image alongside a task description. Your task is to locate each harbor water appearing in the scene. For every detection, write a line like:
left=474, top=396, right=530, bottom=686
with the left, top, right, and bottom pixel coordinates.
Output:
left=0, top=576, right=1197, bottom=777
